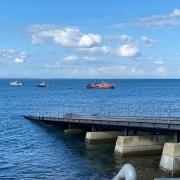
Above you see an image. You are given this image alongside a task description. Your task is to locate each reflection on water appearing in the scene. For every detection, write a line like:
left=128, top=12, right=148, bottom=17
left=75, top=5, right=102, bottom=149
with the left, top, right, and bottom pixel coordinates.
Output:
left=32, top=122, right=172, bottom=179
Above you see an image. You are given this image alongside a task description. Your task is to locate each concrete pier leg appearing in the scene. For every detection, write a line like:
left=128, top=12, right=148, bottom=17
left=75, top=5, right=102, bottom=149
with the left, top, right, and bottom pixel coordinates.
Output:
left=85, top=131, right=122, bottom=143
left=174, top=131, right=180, bottom=143
left=124, top=127, right=129, bottom=136
left=68, top=122, right=72, bottom=129
left=160, top=143, right=180, bottom=176
left=133, top=128, right=137, bottom=135
left=91, top=124, right=97, bottom=132
left=115, top=135, right=173, bottom=156
left=64, top=129, right=84, bottom=135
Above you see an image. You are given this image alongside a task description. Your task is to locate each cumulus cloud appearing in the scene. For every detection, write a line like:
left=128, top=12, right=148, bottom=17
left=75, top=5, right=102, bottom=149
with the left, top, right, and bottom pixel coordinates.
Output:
left=170, top=9, right=180, bottom=17
left=62, top=55, right=78, bottom=63
left=113, top=9, right=180, bottom=28
left=79, top=44, right=140, bottom=58
left=0, top=49, right=27, bottom=64
left=141, top=36, right=158, bottom=45
left=116, top=44, right=140, bottom=57
left=78, top=34, right=101, bottom=47
left=27, top=24, right=102, bottom=48
left=14, top=58, right=24, bottom=64
left=27, top=24, right=143, bottom=59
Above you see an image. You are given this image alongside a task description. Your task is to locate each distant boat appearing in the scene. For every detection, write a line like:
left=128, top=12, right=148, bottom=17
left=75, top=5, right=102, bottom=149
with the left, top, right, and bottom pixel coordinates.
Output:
left=10, top=80, right=23, bottom=86
left=37, top=82, right=47, bottom=87
left=86, top=82, right=115, bottom=89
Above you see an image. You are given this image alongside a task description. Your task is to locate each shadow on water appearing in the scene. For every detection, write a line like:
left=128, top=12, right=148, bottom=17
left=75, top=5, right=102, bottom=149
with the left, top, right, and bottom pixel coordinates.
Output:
left=28, top=120, right=173, bottom=180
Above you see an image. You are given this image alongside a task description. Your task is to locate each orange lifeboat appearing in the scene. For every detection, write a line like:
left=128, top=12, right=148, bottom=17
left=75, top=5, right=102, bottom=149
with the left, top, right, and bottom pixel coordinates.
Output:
left=86, top=82, right=115, bottom=89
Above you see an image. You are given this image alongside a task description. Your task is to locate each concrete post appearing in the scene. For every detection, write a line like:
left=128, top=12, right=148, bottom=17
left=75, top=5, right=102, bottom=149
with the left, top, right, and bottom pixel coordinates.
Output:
left=174, top=131, right=180, bottom=143
left=160, top=143, right=180, bottom=176
left=85, top=131, right=123, bottom=143
left=115, top=135, right=173, bottom=156
left=64, top=129, right=84, bottom=135
left=92, top=124, right=96, bottom=132
left=124, top=127, right=129, bottom=136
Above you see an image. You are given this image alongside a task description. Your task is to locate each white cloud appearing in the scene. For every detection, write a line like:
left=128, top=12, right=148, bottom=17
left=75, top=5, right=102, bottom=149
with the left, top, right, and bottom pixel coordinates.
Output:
left=62, top=55, right=78, bottom=63
left=78, top=46, right=111, bottom=54
left=141, top=36, right=158, bottom=45
left=104, top=34, right=133, bottom=43
left=78, top=34, right=101, bottom=47
left=27, top=25, right=102, bottom=48
left=61, top=55, right=96, bottom=63
left=46, top=55, right=96, bottom=68
left=154, top=58, right=164, bottom=65
left=116, top=44, right=139, bottom=57
left=0, top=49, right=27, bottom=64
left=14, top=58, right=24, bottom=64
left=170, top=9, right=180, bottom=17
left=75, top=65, right=146, bottom=78
left=113, top=9, right=180, bottom=28
left=79, top=44, right=140, bottom=58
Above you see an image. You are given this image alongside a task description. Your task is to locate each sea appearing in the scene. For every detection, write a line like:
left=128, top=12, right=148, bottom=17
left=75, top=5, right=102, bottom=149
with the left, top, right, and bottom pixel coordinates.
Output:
left=0, top=79, right=180, bottom=180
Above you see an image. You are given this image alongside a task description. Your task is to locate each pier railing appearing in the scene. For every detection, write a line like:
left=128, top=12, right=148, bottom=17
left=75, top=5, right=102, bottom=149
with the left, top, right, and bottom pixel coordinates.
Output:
left=31, top=100, right=180, bottom=123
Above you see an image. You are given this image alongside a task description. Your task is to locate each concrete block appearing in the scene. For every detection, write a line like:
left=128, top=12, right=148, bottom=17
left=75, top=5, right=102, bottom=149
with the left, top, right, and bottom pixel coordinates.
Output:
left=115, top=135, right=171, bottom=156
left=160, top=143, right=180, bottom=175
left=64, top=129, right=84, bottom=134
left=85, top=131, right=122, bottom=142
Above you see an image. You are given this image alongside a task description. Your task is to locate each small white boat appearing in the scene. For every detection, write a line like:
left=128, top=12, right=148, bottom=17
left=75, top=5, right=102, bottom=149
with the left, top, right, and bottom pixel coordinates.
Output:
left=10, top=80, right=23, bottom=86
left=37, top=82, right=47, bottom=87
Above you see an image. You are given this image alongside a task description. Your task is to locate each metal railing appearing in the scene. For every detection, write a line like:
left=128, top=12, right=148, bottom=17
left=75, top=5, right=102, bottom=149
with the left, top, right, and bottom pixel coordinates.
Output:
left=31, top=100, right=180, bottom=123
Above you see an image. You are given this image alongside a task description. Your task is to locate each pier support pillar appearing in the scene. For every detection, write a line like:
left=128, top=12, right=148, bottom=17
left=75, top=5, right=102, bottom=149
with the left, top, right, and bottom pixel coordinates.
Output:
left=174, top=131, right=180, bottom=143
left=124, top=127, right=129, bottom=136
left=64, top=129, right=84, bottom=135
left=160, top=143, right=180, bottom=176
left=91, top=124, right=97, bottom=132
left=115, top=135, right=173, bottom=156
left=85, top=131, right=122, bottom=143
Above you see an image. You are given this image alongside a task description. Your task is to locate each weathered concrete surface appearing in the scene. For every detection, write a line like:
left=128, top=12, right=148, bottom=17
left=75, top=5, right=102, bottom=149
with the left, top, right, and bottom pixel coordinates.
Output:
left=160, top=143, right=180, bottom=176
left=115, top=135, right=173, bottom=156
left=85, top=131, right=122, bottom=142
left=64, top=129, right=84, bottom=134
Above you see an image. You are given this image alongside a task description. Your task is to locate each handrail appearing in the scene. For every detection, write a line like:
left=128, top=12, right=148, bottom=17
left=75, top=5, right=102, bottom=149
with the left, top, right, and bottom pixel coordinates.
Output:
left=31, top=100, right=180, bottom=121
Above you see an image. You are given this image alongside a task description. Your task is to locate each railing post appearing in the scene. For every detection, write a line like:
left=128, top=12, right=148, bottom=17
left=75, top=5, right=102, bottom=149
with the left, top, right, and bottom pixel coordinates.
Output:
left=168, top=100, right=170, bottom=124
left=140, top=101, right=144, bottom=121
left=127, top=102, right=130, bottom=117
left=152, top=100, right=155, bottom=122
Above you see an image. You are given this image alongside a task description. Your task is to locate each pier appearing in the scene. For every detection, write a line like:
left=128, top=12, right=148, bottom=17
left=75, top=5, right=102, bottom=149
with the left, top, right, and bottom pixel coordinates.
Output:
left=24, top=100, right=180, bottom=176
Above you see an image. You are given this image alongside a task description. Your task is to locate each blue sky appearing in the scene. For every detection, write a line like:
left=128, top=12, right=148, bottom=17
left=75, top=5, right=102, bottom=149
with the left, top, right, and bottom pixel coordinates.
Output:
left=0, top=0, right=180, bottom=78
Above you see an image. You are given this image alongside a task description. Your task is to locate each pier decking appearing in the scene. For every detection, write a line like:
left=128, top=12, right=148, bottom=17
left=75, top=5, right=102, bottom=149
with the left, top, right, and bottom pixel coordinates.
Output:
left=24, top=114, right=180, bottom=131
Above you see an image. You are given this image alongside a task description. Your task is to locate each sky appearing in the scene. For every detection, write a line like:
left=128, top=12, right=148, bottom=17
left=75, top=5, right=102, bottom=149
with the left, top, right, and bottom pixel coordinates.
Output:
left=0, top=0, right=180, bottom=79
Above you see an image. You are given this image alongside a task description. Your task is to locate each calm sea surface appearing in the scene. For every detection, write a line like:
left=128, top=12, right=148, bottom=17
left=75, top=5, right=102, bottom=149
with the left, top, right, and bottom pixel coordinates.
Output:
left=0, top=79, right=180, bottom=180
